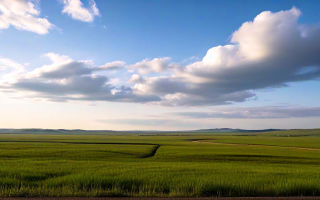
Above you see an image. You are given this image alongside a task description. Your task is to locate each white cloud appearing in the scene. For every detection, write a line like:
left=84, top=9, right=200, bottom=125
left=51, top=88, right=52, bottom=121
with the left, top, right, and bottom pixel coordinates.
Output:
left=181, top=56, right=199, bottom=64
left=0, top=56, right=25, bottom=85
left=95, top=61, right=126, bottom=71
left=109, top=78, right=120, bottom=84
left=26, top=53, right=92, bottom=79
left=89, top=0, right=99, bottom=16
left=231, top=7, right=301, bottom=60
left=0, top=57, right=24, bottom=71
left=128, top=57, right=171, bottom=75
left=128, top=74, right=145, bottom=84
left=62, top=0, right=100, bottom=22
left=43, top=53, right=72, bottom=63
left=0, top=0, right=54, bottom=34
left=132, top=7, right=320, bottom=106
left=0, top=53, right=160, bottom=103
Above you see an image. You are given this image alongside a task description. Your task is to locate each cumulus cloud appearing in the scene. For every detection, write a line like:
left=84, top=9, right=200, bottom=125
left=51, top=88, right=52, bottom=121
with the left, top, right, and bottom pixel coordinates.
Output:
left=61, top=0, right=100, bottom=22
left=175, top=106, right=320, bottom=119
left=44, top=53, right=72, bottom=63
left=0, top=56, right=25, bottom=85
left=128, top=74, right=145, bottom=84
left=0, top=0, right=54, bottom=34
left=131, top=7, right=320, bottom=106
left=128, top=57, right=171, bottom=75
left=0, top=53, right=160, bottom=103
left=26, top=53, right=91, bottom=79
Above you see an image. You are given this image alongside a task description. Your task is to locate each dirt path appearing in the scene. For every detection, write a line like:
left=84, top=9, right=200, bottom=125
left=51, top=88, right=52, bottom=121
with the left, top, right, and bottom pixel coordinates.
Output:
left=192, top=140, right=320, bottom=151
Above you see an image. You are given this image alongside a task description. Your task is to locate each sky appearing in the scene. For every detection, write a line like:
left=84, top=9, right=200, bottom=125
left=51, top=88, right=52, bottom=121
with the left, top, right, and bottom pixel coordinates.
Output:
left=0, top=0, right=319, bottom=130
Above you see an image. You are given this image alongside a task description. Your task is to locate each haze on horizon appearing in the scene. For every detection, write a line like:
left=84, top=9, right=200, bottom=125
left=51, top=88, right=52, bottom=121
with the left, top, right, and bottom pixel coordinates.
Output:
left=0, top=0, right=319, bottom=131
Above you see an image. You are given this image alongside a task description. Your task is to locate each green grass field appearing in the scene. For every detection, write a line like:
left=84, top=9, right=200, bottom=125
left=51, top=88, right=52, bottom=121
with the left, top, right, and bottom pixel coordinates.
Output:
left=0, top=129, right=320, bottom=197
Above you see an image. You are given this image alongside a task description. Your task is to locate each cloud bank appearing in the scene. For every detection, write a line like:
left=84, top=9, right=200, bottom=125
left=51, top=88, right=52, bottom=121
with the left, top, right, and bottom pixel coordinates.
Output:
left=175, top=106, right=320, bottom=119
left=0, top=53, right=160, bottom=103
left=0, top=0, right=54, bottom=34
left=0, top=7, right=320, bottom=107
left=97, top=118, right=200, bottom=128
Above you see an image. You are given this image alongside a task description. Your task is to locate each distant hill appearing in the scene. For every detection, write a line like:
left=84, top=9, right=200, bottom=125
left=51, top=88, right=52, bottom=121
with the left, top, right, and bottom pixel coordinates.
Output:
left=193, top=128, right=283, bottom=133
left=0, top=128, right=284, bottom=135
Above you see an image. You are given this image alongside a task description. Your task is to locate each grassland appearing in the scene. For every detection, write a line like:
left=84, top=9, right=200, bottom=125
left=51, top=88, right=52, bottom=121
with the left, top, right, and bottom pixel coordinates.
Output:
left=0, top=129, right=320, bottom=197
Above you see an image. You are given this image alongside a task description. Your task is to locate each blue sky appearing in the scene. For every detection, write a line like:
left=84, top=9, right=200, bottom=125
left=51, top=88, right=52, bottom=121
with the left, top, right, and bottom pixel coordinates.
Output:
left=0, top=0, right=319, bottom=130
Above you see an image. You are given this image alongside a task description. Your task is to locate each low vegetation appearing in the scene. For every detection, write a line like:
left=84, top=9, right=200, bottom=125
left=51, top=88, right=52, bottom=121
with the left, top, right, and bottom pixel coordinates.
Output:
left=0, top=129, right=320, bottom=197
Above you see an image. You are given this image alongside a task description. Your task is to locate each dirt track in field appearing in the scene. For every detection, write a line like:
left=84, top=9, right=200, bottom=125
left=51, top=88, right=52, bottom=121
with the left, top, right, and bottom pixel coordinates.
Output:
left=192, top=140, right=320, bottom=151
left=2, top=197, right=320, bottom=200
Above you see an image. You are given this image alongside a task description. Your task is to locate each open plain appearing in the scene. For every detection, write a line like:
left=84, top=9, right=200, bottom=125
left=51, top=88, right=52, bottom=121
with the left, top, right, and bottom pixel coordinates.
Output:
left=0, top=129, right=320, bottom=197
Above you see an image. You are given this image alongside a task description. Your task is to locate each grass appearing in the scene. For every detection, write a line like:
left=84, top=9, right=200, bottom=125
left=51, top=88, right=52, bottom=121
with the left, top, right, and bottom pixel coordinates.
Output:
left=0, top=129, right=320, bottom=197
